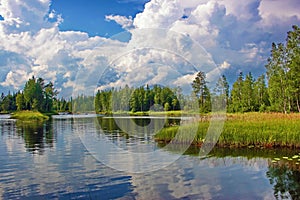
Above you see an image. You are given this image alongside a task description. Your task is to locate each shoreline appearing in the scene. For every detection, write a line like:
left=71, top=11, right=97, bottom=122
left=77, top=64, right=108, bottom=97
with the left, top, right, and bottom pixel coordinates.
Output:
left=155, top=112, right=300, bottom=149
left=6, top=111, right=300, bottom=149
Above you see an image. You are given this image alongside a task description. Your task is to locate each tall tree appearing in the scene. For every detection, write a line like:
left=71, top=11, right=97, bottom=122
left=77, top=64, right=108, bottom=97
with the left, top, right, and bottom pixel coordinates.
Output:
left=241, top=72, right=255, bottom=112
left=43, top=82, right=57, bottom=112
left=253, top=74, right=269, bottom=111
left=23, top=76, right=37, bottom=110
left=213, top=75, right=229, bottom=111
left=266, top=43, right=290, bottom=113
left=229, top=72, right=244, bottom=112
left=192, top=71, right=211, bottom=113
left=286, top=25, right=300, bottom=112
left=95, top=90, right=101, bottom=113
left=16, top=93, right=26, bottom=111
left=1, top=92, right=11, bottom=112
left=35, top=78, right=45, bottom=111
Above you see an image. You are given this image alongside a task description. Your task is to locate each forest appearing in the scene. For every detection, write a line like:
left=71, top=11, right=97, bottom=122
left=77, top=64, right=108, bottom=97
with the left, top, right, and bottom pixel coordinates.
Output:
left=0, top=25, right=299, bottom=114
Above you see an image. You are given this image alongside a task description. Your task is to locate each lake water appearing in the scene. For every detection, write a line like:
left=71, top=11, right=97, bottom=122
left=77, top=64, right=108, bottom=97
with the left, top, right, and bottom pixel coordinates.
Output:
left=0, top=115, right=300, bottom=199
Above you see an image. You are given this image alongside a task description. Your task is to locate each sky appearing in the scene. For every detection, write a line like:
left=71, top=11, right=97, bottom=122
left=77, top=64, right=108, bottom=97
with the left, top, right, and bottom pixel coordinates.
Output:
left=50, top=0, right=150, bottom=37
left=0, top=0, right=300, bottom=97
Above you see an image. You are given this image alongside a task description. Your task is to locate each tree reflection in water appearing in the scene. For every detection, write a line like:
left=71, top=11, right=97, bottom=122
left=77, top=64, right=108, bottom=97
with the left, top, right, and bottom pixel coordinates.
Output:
left=267, top=166, right=300, bottom=199
left=16, top=120, right=54, bottom=154
left=96, top=117, right=181, bottom=141
left=12, top=117, right=300, bottom=199
left=158, top=144, right=300, bottom=199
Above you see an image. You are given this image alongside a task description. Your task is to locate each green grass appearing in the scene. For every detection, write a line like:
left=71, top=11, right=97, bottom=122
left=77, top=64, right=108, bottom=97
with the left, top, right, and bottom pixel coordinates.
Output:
left=11, top=111, right=49, bottom=121
left=128, top=110, right=183, bottom=116
left=155, top=112, right=300, bottom=149
left=128, top=110, right=202, bottom=116
left=97, top=110, right=207, bottom=117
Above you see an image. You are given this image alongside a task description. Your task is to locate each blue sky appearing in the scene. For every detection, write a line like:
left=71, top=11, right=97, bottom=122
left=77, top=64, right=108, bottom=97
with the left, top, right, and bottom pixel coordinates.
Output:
left=0, top=0, right=300, bottom=96
left=50, top=0, right=149, bottom=37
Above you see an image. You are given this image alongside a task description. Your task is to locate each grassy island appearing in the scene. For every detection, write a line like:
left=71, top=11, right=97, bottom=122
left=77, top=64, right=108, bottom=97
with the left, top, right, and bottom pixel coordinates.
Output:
left=11, top=111, right=49, bottom=121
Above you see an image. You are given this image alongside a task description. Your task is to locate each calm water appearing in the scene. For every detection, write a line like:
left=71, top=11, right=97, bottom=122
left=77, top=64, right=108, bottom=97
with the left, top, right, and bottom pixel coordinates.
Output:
left=0, top=115, right=300, bottom=199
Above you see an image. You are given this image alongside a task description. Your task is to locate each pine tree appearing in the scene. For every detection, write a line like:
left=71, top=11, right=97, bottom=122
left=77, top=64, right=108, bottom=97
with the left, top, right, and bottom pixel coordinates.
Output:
left=192, top=71, right=211, bottom=113
left=213, top=75, right=229, bottom=111
left=266, top=43, right=290, bottom=113
left=253, top=74, right=269, bottom=111
left=16, top=93, right=26, bottom=111
left=241, top=72, right=254, bottom=112
left=286, top=25, right=300, bottom=112
left=229, top=72, right=244, bottom=112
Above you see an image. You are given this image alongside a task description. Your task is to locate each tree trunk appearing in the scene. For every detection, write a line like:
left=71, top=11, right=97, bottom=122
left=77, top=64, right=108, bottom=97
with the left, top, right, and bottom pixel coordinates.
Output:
left=283, top=99, right=287, bottom=114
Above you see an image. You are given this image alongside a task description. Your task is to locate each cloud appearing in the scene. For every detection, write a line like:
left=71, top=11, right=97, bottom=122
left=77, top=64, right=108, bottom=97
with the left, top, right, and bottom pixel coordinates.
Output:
left=1, top=69, right=33, bottom=89
left=0, top=0, right=59, bottom=34
left=0, top=50, right=33, bottom=90
left=259, top=0, right=300, bottom=20
left=0, top=0, right=126, bottom=96
left=220, top=0, right=261, bottom=21
left=131, top=0, right=300, bottom=80
left=95, top=29, right=218, bottom=95
left=220, top=61, right=230, bottom=70
left=0, top=0, right=299, bottom=96
left=105, top=15, right=134, bottom=30
left=133, top=0, right=184, bottom=29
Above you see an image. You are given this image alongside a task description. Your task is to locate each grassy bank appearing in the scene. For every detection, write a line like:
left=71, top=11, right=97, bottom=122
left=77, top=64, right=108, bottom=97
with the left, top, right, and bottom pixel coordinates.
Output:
left=155, top=112, right=300, bottom=149
left=129, top=110, right=185, bottom=116
left=11, top=111, right=49, bottom=121
left=97, top=110, right=191, bottom=117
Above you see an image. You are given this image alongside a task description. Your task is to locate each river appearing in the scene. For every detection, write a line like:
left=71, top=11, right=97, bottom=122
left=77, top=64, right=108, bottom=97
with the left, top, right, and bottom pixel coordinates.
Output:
left=0, top=115, right=299, bottom=199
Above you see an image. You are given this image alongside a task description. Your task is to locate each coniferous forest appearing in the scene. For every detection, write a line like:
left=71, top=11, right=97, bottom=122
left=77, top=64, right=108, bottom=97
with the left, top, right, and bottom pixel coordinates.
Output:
left=0, top=25, right=299, bottom=114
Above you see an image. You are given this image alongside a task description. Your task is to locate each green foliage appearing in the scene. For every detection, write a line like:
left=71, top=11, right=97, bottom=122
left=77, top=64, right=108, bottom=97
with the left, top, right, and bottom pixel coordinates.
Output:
left=0, top=92, right=16, bottom=112
left=72, top=95, right=95, bottom=113
left=228, top=72, right=244, bottom=112
left=0, top=76, right=58, bottom=114
left=16, top=93, right=26, bottom=111
left=286, top=25, right=300, bottom=112
left=164, top=102, right=170, bottom=111
left=241, top=72, right=255, bottom=112
left=11, top=110, right=49, bottom=121
left=213, top=75, right=229, bottom=111
left=192, top=71, right=211, bottom=113
left=253, top=74, right=269, bottom=111
left=265, top=25, right=300, bottom=113
left=22, top=76, right=58, bottom=112
left=155, top=113, right=300, bottom=148
left=94, top=84, right=181, bottom=113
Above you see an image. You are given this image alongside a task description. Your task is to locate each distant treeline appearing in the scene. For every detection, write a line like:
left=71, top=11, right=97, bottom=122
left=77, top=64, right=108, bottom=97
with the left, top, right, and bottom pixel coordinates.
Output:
left=0, top=25, right=299, bottom=114
left=0, top=76, right=72, bottom=114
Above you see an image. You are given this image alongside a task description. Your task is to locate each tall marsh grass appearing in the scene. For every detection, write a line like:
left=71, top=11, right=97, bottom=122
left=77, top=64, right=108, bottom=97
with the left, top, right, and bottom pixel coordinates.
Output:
left=155, top=113, right=300, bottom=148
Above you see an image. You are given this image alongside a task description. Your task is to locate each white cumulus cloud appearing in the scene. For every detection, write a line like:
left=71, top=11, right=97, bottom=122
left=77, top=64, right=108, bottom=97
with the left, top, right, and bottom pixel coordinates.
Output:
left=105, top=15, right=134, bottom=30
left=129, top=0, right=300, bottom=81
left=0, top=0, right=299, bottom=96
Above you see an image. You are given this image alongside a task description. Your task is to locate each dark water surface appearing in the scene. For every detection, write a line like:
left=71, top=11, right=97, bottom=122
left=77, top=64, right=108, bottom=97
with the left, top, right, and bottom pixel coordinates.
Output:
left=0, top=115, right=299, bottom=199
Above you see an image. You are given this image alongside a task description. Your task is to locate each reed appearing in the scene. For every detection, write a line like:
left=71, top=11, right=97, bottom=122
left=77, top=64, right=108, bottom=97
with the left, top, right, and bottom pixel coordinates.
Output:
left=155, top=112, right=300, bottom=149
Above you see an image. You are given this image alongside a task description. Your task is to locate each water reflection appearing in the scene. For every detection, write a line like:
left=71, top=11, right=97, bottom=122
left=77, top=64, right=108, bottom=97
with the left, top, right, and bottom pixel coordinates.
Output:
left=16, top=120, right=55, bottom=154
left=96, top=116, right=181, bottom=142
left=0, top=117, right=134, bottom=199
left=1, top=116, right=300, bottom=199
left=0, top=118, right=55, bottom=154
left=267, top=166, right=300, bottom=199
left=77, top=116, right=189, bottom=173
left=97, top=117, right=180, bottom=132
